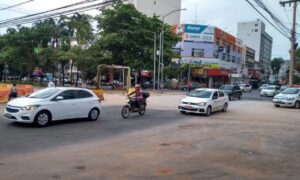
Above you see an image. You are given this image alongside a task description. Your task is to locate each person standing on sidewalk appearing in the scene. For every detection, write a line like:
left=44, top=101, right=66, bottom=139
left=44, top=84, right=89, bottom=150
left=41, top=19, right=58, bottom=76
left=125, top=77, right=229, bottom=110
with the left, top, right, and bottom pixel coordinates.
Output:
left=188, top=81, right=192, bottom=92
left=10, top=84, right=18, bottom=100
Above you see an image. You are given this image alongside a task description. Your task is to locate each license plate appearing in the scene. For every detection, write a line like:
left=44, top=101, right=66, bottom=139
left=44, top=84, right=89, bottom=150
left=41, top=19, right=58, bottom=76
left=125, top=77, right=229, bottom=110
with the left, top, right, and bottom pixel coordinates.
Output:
left=4, top=113, right=12, bottom=118
left=185, top=105, right=193, bottom=109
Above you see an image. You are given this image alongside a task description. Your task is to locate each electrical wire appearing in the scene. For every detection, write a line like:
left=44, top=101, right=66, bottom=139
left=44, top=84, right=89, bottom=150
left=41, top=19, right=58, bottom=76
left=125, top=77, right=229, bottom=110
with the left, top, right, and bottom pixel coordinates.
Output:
left=0, top=0, right=100, bottom=23
left=245, top=0, right=290, bottom=39
left=0, top=0, right=126, bottom=28
left=253, top=0, right=290, bottom=35
left=0, top=0, right=34, bottom=11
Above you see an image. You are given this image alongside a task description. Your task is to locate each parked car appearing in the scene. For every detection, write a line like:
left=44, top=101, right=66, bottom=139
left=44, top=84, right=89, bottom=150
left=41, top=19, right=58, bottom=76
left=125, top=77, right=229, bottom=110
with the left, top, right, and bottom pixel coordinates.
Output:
left=280, top=85, right=289, bottom=92
left=178, top=88, right=229, bottom=116
left=260, top=85, right=280, bottom=97
left=3, top=87, right=101, bottom=127
left=259, top=84, right=269, bottom=91
left=240, top=84, right=252, bottom=92
left=219, top=85, right=243, bottom=101
left=273, top=88, right=300, bottom=108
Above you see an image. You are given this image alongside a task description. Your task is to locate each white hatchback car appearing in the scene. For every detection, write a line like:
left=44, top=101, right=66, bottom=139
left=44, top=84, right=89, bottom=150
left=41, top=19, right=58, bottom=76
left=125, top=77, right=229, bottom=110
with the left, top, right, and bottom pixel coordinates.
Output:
left=273, top=88, right=300, bottom=108
left=4, top=87, right=101, bottom=127
left=178, top=88, right=229, bottom=116
left=260, top=85, right=280, bottom=97
left=240, top=84, right=252, bottom=92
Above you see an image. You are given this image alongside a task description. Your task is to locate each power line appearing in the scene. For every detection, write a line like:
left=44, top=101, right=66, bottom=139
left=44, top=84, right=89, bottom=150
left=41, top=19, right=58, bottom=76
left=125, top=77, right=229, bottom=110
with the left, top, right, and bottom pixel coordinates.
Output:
left=0, top=0, right=100, bottom=24
left=245, top=0, right=290, bottom=39
left=284, top=6, right=292, bottom=24
left=254, top=0, right=290, bottom=34
left=0, top=0, right=34, bottom=11
left=0, top=0, right=126, bottom=28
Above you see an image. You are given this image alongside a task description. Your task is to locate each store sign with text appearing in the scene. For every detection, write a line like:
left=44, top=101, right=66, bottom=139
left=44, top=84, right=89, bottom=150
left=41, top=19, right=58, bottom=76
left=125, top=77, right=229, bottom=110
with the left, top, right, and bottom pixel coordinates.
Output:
left=183, top=24, right=214, bottom=43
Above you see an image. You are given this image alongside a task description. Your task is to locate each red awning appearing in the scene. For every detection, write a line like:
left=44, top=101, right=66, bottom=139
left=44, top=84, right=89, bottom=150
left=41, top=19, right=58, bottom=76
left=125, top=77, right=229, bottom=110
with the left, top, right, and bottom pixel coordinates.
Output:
left=207, top=69, right=230, bottom=76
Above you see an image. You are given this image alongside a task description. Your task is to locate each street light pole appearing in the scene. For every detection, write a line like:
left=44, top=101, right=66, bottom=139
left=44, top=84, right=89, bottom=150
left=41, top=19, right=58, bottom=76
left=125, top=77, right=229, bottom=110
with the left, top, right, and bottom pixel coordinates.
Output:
left=160, top=8, right=186, bottom=92
left=153, top=33, right=157, bottom=91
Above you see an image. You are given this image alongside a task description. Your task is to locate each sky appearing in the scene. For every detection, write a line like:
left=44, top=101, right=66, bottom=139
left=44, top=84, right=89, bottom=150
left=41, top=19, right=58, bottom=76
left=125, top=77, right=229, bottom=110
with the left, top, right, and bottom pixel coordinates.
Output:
left=0, top=0, right=297, bottom=60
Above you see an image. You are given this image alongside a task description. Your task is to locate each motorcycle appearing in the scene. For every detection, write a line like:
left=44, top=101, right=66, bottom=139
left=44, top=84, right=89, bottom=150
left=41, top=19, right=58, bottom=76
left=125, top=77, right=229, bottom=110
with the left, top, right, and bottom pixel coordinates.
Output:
left=121, top=92, right=150, bottom=119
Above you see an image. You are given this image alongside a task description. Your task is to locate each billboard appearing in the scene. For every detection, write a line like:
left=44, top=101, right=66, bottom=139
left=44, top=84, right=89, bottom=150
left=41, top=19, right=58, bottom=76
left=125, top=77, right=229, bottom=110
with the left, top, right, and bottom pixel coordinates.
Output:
left=183, top=24, right=214, bottom=43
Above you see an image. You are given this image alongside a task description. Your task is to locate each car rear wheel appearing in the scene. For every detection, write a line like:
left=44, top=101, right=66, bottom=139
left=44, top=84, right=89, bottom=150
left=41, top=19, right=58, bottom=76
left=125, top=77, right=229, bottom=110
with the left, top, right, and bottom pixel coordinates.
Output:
left=180, top=111, right=186, bottom=114
left=295, top=101, right=300, bottom=109
left=88, top=108, right=99, bottom=121
left=34, top=111, right=51, bottom=127
left=238, top=95, right=242, bottom=100
left=206, top=106, right=212, bottom=116
left=138, top=105, right=146, bottom=115
left=222, top=103, right=228, bottom=112
left=274, top=104, right=280, bottom=108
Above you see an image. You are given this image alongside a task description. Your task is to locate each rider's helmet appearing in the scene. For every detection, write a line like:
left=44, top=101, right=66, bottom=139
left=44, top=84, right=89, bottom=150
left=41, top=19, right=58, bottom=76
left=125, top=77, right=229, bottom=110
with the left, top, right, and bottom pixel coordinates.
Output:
left=135, top=84, right=141, bottom=91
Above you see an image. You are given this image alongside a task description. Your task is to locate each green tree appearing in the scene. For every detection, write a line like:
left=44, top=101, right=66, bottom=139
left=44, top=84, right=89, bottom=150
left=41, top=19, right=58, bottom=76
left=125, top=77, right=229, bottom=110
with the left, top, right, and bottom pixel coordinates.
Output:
left=95, top=3, right=179, bottom=71
left=271, top=57, right=285, bottom=74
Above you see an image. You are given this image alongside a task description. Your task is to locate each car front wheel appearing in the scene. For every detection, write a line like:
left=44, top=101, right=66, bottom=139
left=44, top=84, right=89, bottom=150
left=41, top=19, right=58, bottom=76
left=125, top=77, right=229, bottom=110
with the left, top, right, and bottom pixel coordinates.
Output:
left=34, top=111, right=51, bottom=127
left=295, top=101, right=300, bottom=109
left=206, top=106, right=212, bottom=116
left=88, top=108, right=100, bottom=121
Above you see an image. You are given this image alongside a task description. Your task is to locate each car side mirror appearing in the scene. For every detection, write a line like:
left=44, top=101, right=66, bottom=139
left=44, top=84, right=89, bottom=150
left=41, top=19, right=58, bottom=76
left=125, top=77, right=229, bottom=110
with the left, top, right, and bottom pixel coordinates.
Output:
left=55, top=96, right=64, bottom=101
left=25, top=93, right=31, bottom=97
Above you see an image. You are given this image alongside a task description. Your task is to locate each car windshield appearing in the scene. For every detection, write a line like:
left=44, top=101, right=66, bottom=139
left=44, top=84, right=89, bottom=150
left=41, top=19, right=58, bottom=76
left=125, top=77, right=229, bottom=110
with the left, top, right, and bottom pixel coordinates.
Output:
left=219, top=85, right=233, bottom=90
left=281, top=88, right=300, bottom=94
left=28, top=88, right=61, bottom=99
left=188, top=90, right=212, bottom=98
left=265, top=86, right=275, bottom=90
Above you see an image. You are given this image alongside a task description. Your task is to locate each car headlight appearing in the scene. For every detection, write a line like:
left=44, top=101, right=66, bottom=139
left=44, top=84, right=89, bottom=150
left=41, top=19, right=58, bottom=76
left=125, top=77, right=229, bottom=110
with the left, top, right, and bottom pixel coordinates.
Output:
left=22, top=105, right=40, bottom=111
left=198, top=102, right=206, bottom=106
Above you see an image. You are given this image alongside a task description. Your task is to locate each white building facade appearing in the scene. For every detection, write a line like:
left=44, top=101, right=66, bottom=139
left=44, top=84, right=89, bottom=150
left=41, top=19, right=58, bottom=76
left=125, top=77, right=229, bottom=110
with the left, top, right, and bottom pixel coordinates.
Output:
left=237, top=19, right=273, bottom=79
left=128, top=0, right=181, bottom=25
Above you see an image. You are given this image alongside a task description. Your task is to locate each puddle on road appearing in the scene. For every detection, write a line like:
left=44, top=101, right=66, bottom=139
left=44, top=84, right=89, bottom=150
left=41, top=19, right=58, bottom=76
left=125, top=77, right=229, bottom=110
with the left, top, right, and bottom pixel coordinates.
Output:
left=74, top=165, right=86, bottom=170
left=178, top=123, right=202, bottom=130
left=157, top=168, right=173, bottom=176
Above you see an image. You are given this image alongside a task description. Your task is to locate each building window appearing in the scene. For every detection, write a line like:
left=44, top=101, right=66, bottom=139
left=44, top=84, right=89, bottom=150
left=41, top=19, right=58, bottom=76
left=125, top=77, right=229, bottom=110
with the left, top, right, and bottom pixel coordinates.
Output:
left=232, top=56, right=236, bottom=63
left=192, top=48, right=205, bottom=57
left=222, top=54, right=226, bottom=60
left=255, top=29, right=258, bottom=32
left=255, top=24, right=258, bottom=26
left=216, top=38, right=220, bottom=46
left=227, top=55, right=230, bottom=61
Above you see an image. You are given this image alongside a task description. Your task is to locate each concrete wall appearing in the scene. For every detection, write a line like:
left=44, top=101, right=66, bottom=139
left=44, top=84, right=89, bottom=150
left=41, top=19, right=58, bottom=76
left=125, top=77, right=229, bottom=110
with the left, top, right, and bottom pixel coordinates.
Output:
left=176, top=41, right=214, bottom=58
left=237, top=20, right=262, bottom=62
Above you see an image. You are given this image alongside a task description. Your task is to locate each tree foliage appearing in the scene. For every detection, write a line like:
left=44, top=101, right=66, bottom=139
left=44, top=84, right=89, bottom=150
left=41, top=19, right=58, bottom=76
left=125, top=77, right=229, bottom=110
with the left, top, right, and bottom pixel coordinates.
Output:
left=271, top=57, right=285, bottom=74
left=0, top=3, right=179, bottom=83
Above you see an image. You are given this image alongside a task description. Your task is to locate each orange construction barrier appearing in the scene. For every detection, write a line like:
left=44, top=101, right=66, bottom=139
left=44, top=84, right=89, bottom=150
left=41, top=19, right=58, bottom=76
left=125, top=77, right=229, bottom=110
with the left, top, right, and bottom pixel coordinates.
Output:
left=92, top=89, right=104, bottom=101
left=0, top=89, right=10, bottom=103
left=0, top=84, right=34, bottom=103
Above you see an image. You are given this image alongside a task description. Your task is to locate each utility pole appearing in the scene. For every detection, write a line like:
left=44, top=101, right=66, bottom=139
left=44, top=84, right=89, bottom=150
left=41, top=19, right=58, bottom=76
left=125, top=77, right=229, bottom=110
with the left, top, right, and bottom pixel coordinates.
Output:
left=280, top=0, right=300, bottom=86
left=153, top=33, right=157, bottom=91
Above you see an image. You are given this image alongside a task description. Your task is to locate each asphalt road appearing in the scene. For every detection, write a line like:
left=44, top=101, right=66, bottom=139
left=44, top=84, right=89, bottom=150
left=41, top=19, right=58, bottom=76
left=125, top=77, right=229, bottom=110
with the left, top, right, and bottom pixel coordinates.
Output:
left=0, top=93, right=300, bottom=179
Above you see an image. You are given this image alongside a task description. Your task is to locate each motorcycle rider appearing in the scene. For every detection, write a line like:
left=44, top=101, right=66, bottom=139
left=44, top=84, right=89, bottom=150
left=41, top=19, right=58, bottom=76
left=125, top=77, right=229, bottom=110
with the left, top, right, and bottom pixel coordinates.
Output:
left=128, top=84, right=144, bottom=109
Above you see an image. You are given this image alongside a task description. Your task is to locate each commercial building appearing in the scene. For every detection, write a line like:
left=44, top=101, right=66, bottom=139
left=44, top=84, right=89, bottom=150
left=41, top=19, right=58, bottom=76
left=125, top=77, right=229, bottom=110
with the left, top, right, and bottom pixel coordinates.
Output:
left=127, top=0, right=181, bottom=25
left=174, top=24, right=244, bottom=88
left=237, top=19, right=273, bottom=79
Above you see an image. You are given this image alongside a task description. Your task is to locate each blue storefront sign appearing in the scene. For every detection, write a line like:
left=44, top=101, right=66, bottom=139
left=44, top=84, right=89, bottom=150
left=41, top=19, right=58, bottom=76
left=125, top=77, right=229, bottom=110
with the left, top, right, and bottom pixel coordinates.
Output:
left=184, top=24, right=207, bottom=34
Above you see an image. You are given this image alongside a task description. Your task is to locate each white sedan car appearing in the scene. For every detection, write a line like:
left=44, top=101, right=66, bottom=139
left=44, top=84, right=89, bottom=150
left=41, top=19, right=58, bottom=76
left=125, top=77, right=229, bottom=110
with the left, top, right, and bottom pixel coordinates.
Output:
left=240, top=84, right=252, bottom=92
left=4, top=87, right=101, bottom=127
left=178, top=88, right=229, bottom=116
left=273, top=88, right=300, bottom=108
left=260, top=85, right=280, bottom=97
